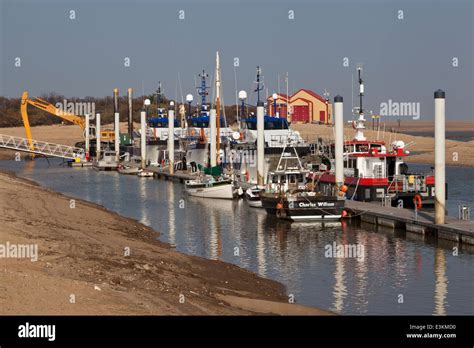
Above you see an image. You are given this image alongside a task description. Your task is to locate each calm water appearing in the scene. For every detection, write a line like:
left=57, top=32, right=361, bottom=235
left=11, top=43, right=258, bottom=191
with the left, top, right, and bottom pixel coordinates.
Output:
left=0, top=159, right=473, bottom=315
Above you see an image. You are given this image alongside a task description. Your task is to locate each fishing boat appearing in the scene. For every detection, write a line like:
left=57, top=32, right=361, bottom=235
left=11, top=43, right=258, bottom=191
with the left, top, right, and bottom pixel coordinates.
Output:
left=117, top=164, right=140, bottom=175
left=309, top=66, right=438, bottom=208
left=93, top=150, right=119, bottom=170
left=185, top=176, right=237, bottom=199
left=261, top=147, right=345, bottom=221
left=245, top=185, right=264, bottom=208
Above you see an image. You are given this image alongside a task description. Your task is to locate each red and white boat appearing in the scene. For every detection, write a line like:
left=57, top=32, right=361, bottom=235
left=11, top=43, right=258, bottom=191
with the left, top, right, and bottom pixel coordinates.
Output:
left=309, top=67, right=438, bottom=208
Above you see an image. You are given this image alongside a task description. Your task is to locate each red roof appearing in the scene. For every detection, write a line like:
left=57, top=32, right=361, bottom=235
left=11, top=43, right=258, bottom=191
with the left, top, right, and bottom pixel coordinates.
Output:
left=267, top=93, right=288, bottom=100
left=292, top=89, right=327, bottom=103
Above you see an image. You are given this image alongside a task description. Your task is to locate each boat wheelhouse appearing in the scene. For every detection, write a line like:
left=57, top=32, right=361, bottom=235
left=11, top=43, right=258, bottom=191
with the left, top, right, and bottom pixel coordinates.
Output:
left=261, top=147, right=345, bottom=221
left=310, top=67, right=437, bottom=207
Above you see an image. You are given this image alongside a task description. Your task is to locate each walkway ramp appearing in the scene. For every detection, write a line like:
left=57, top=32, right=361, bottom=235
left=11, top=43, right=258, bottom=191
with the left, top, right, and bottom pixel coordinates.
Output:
left=0, top=134, right=84, bottom=160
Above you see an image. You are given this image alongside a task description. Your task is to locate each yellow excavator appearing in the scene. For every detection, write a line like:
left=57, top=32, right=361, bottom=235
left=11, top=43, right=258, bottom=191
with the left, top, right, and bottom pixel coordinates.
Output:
left=20, top=91, right=114, bottom=151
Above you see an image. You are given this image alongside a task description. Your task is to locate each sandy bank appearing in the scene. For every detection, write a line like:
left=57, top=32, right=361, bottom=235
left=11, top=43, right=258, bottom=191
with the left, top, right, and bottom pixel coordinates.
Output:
left=0, top=171, right=332, bottom=315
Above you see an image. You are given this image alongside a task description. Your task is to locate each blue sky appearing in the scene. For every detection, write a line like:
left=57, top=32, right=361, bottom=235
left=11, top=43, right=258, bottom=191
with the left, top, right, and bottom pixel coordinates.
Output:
left=1, top=0, right=473, bottom=119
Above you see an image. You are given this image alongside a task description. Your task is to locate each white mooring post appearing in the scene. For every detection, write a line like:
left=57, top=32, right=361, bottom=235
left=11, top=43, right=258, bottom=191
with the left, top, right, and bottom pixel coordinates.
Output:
left=140, top=110, right=146, bottom=169
left=168, top=102, right=175, bottom=174
left=113, top=88, right=120, bottom=162
left=114, top=112, right=120, bottom=162
left=85, top=113, right=90, bottom=161
left=127, top=88, right=133, bottom=140
left=256, top=101, right=265, bottom=186
left=96, top=113, right=101, bottom=160
left=334, top=95, right=344, bottom=189
left=210, top=108, right=217, bottom=167
left=434, top=89, right=446, bottom=224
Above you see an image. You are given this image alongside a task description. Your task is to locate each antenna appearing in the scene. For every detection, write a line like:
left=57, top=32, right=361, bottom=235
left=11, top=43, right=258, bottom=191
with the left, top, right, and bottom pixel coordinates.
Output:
left=254, top=66, right=264, bottom=104
left=156, top=82, right=162, bottom=116
left=196, top=70, right=210, bottom=115
left=357, top=63, right=364, bottom=115
left=353, top=64, right=367, bottom=141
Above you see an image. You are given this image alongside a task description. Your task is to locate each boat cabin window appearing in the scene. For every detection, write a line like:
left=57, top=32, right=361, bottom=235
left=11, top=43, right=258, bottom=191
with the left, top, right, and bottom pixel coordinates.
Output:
left=356, top=144, right=369, bottom=152
left=289, top=175, right=296, bottom=184
left=344, top=158, right=357, bottom=169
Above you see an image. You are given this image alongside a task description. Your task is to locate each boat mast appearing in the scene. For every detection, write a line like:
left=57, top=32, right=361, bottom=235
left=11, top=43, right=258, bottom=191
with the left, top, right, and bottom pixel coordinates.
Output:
left=215, top=51, right=221, bottom=165
left=156, top=81, right=162, bottom=117
left=354, top=66, right=366, bottom=141
left=254, top=66, right=264, bottom=106
left=197, top=70, right=209, bottom=116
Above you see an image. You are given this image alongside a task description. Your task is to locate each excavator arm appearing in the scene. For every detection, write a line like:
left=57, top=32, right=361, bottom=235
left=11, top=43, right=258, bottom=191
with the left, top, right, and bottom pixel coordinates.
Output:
left=20, top=91, right=117, bottom=154
left=20, top=91, right=95, bottom=151
left=20, top=92, right=35, bottom=151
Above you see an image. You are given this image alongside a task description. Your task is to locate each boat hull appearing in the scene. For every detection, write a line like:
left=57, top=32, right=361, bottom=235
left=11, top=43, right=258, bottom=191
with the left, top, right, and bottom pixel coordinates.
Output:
left=118, top=167, right=140, bottom=175
left=261, top=194, right=345, bottom=221
left=185, top=181, right=235, bottom=199
left=245, top=187, right=264, bottom=208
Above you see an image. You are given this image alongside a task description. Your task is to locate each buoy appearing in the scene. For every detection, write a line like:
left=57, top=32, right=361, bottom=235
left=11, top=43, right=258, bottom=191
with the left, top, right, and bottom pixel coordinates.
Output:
left=413, top=194, right=422, bottom=210
left=340, top=185, right=348, bottom=193
left=341, top=210, right=348, bottom=218
left=276, top=202, right=283, bottom=210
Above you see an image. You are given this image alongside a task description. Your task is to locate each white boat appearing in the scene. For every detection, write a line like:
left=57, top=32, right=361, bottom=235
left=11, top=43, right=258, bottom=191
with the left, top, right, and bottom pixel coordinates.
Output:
left=245, top=185, right=264, bottom=208
left=137, top=169, right=154, bottom=177
left=185, top=176, right=236, bottom=199
left=94, top=151, right=119, bottom=170
left=118, top=164, right=140, bottom=174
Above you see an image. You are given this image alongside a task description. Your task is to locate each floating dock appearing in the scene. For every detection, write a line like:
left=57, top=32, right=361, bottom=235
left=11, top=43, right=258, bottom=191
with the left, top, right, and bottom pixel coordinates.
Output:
left=345, top=200, right=474, bottom=245
left=148, top=168, right=196, bottom=183
left=68, top=161, right=93, bottom=168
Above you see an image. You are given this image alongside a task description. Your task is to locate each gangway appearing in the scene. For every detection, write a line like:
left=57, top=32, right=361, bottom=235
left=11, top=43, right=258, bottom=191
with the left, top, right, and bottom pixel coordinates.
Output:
left=0, top=134, right=84, bottom=160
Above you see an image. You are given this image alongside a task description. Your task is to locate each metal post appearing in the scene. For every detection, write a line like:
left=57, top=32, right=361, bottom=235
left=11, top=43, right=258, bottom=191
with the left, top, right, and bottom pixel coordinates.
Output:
left=113, top=87, right=120, bottom=159
left=210, top=108, right=217, bottom=167
left=85, top=113, right=90, bottom=161
left=434, top=89, right=446, bottom=224
left=257, top=101, right=265, bottom=185
left=128, top=88, right=133, bottom=141
left=168, top=102, right=175, bottom=174
left=334, top=96, right=344, bottom=188
left=96, top=113, right=101, bottom=161
left=114, top=112, right=120, bottom=162
left=140, top=110, right=146, bottom=169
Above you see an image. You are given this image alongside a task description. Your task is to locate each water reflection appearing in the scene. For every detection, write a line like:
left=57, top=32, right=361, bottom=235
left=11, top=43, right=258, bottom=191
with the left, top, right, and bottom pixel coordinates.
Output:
left=0, top=158, right=472, bottom=315
left=256, top=212, right=267, bottom=277
left=354, top=232, right=368, bottom=314
left=139, top=176, right=150, bottom=226
left=331, top=234, right=347, bottom=313
left=167, top=181, right=176, bottom=246
left=434, top=248, right=448, bottom=316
